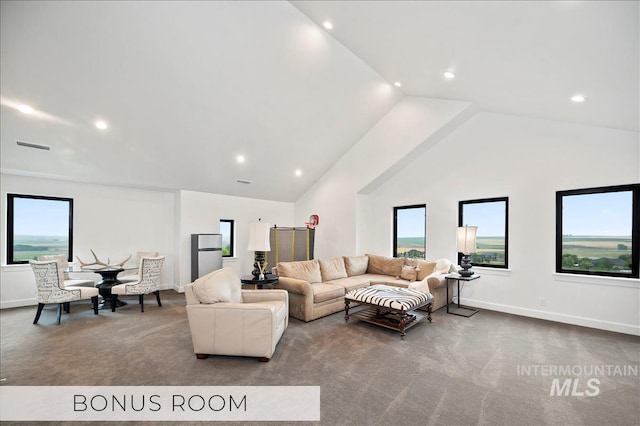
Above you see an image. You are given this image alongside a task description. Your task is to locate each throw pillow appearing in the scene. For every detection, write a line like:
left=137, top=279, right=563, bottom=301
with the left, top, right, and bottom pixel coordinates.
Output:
left=319, top=257, right=348, bottom=281
left=415, top=260, right=437, bottom=280
left=399, top=265, right=417, bottom=282
left=343, top=256, right=369, bottom=276
left=277, top=260, right=322, bottom=283
left=366, top=254, right=404, bottom=278
left=191, top=268, right=242, bottom=304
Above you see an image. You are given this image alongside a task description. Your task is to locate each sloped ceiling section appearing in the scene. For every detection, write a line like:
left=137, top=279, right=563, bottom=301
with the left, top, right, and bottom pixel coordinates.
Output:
left=292, top=1, right=639, bottom=132
left=0, top=1, right=402, bottom=201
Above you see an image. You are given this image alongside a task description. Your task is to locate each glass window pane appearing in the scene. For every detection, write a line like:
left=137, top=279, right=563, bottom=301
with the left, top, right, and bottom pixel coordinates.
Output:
left=9, top=195, right=72, bottom=264
left=220, top=220, right=233, bottom=257
left=460, top=198, right=508, bottom=268
left=394, top=205, right=426, bottom=259
left=562, top=191, right=633, bottom=275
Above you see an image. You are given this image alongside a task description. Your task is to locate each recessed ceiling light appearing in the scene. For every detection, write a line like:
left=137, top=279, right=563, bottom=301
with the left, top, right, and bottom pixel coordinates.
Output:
left=570, top=94, right=586, bottom=103
left=443, top=71, right=456, bottom=80
left=295, top=169, right=302, bottom=177
left=323, top=21, right=333, bottom=30
left=95, top=120, right=108, bottom=130
left=18, top=104, right=34, bottom=114
left=237, top=155, right=245, bottom=163
left=394, top=81, right=402, bottom=87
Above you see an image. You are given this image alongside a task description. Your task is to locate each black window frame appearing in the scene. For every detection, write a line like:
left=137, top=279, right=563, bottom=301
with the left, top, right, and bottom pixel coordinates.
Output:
left=556, top=184, right=639, bottom=279
left=393, top=204, right=427, bottom=259
left=7, top=193, right=74, bottom=265
left=458, top=197, right=509, bottom=269
left=220, top=219, right=235, bottom=257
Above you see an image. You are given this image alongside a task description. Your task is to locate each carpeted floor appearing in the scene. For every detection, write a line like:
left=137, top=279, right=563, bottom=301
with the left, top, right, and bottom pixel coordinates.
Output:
left=1, top=290, right=638, bottom=425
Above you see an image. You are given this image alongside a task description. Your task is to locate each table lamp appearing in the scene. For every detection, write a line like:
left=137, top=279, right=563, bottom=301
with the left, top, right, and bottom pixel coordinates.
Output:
left=457, top=225, right=477, bottom=277
left=248, top=219, right=271, bottom=280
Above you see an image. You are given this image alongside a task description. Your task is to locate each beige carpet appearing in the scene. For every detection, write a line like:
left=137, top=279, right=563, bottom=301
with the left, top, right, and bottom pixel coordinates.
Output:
left=1, top=290, right=639, bottom=425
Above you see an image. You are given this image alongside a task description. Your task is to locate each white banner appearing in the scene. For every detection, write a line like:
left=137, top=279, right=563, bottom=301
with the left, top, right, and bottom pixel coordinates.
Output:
left=0, top=386, right=321, bottom=421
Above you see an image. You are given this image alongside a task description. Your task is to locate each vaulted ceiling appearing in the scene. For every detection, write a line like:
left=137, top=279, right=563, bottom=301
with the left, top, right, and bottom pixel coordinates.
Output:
left=1, top=1, right=637, bottom=202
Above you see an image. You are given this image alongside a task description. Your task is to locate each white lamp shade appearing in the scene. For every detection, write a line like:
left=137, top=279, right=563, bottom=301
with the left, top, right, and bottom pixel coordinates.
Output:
left=248, top=221, right=271, bottom=252
left=457, top=226, right=477, bottom=254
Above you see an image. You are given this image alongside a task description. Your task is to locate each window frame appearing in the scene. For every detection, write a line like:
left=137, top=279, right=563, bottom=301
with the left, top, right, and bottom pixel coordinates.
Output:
left=7, top=193, right=74, bottom=265
left=393, top=204, right=427, bottom=259
left=220, top=219, right=235, bottom=257
left=458, top=197, right=509, bottom=269
left=556, top=184, right=639, bottom=279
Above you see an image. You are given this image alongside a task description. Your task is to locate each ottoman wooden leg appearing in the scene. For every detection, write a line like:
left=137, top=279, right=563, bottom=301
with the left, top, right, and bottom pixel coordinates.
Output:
left=428, top=303, right=433, bottom=322
left=344, top=299, right=351, bottom=322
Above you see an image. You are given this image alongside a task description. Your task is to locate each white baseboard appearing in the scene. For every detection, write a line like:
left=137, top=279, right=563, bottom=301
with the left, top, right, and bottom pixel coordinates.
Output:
left=463, top=298, right=640, bottom=336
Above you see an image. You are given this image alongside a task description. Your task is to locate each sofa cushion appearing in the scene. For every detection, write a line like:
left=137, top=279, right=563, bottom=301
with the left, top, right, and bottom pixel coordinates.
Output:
left=312, top=283, right=345, bottom=304
left=399, top=265, right=417, bottom=282
left=343, top=255, right=369, bottom=276
left=325, top=276, right=371, bottom=293
left=366, top=254, right=404, bottom=278
left=191, top=268, right=242, bottom=304
left=277, top=260, right=322, bottom=283
left=319, top=257, right=348, bottom=281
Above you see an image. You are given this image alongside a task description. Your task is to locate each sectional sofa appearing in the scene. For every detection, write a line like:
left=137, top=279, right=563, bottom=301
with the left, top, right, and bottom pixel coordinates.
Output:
left=272, top=254, right=459, bottom=322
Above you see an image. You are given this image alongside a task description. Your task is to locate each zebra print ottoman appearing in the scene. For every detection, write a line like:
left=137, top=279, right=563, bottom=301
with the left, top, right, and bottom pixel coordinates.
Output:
left=344, top=284, right=433, bottom=339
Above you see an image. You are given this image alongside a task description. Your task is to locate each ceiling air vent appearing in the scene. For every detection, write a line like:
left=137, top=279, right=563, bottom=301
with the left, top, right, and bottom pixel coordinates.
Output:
left=236, top=179, right=252, bottom=184
left=17, top=140, right=50, bottom=151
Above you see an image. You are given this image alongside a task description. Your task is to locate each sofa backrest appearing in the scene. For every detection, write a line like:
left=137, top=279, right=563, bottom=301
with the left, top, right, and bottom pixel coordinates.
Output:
left=276, top=259, right=322, bottom=283
left=343, top=255, right=368, bottom=276
left=318, top=257, right=348, bottom=281
left=365, top=254, right=404, bottom=278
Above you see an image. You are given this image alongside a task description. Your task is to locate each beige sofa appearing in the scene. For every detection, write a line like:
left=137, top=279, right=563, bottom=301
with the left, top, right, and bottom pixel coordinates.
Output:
left=273, top=254, right=458, bottom=322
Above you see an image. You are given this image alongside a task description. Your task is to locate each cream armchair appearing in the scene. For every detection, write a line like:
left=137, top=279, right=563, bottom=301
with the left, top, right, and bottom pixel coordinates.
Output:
left=185, top=268, right=288, bottom=362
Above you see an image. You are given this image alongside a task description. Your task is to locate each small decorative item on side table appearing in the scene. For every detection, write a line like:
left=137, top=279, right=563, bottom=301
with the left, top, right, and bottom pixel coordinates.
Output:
left=241, top=274, right=279, bottom=289
left=445, top=273, right=481, bottom=317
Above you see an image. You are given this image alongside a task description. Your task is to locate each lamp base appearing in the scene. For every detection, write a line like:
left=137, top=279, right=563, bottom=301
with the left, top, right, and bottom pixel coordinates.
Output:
left=252, top=251, right=266, bottom=280
left=459, top=254, right=474, bottom=277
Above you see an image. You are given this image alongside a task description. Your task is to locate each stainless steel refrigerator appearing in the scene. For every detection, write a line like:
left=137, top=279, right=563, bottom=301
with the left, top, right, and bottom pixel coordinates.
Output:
left=191, top=234, right=223, bottom=281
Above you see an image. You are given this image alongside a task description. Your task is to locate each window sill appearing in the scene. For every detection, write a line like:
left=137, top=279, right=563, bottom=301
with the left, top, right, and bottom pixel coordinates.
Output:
left=222, top=257, right=238, bottom=263
left=470, top=266, right=511, bottom=277
left=553, top=273, right=639, bottom=288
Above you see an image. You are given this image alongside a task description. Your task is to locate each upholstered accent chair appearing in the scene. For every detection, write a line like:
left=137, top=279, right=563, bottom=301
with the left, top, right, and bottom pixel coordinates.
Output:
left=185, top=267, right=288, bottom=362
left=110, top=256, right=165, bottom=312
left=118, top=251, right=160, bottom=283
left=37, top=254, right=95, bottom=287
left=30, top=260, right=99, bottom=325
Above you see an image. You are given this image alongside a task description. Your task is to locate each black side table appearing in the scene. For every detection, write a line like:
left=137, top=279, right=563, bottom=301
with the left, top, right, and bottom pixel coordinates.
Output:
left=241, top=274, right=279, bottom=289
left=445, top=274, right=481, bottom=317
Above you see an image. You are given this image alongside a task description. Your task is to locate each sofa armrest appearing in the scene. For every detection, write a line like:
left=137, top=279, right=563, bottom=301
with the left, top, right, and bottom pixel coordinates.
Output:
left=274, top=276, right=312, bottom=296
left=184, top=283, right=199, bottom=305
left=242, top=289, right=288, bottom=304
left=426, top=273, right=446, bottom=290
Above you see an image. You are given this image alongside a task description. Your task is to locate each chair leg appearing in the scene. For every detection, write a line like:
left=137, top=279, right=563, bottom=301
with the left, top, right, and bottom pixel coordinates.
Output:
left=196, top=354, right=209, bottom=359
left=91, top=296, right=99, bottom=315
left=155, top=290, right=162, bottom=307
left=139, top=294, right=144, bottom=312
left=258, top=357, right=270, bottom=362
left=63, top=302, right=70, bottom=313
left=33, top=303, right=45, bottom=324
left=111, top=294, right=118, bottom=312
left=56, top=304, right=62, bottom=325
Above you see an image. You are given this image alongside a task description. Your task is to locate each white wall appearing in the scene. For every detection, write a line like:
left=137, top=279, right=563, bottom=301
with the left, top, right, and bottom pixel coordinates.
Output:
left=294, top=96, right=475, bottom=258
left=176, top=190, right=294, bottom=290
left=363, top=112, right=640, bottom=335
left=0, top=173, right=176, bottom=308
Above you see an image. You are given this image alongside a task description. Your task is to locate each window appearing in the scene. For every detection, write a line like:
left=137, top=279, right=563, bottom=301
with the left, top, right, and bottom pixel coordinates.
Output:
left=393, top=205, right=426, bottom=259
left=556, top=184, right=639, bottom=278
left=220, top=219, right=234, bottom=257
left=7, top=194, right=74, bottom=265
left=459, top=197, right=509, bottom=268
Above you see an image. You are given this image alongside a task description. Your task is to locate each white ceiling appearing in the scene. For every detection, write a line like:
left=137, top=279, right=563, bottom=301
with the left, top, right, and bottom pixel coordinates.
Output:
left=1, top=1, right=638, bottom=202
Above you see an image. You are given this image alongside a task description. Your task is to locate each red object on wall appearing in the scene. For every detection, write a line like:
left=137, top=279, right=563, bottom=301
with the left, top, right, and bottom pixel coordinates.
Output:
left=305, top=214, right=319, bottom=228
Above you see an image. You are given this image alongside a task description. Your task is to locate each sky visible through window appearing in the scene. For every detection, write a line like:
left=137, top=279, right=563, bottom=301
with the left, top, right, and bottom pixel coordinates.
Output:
left=14, top=198, right=69, bottom=236
left=462, top=202, right=505, bottom=237
left=396, top=207, right=425, bottom=238
left=563, top=191, right=632, bottom=236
